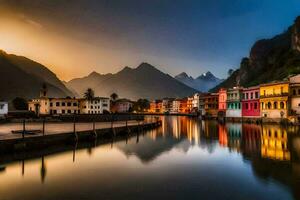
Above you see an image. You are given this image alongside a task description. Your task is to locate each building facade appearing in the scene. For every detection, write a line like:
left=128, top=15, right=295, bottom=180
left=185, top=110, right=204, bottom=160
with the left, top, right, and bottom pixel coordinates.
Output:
left=226, top=87, right=243, bottom=118
left=260, top=82, right=289, bottom=119
left=29, top=97, right=80, bottom=115
left=204, top=93, right=219, bottom=117
left=289, top=75, right=300, bottom=115
left=112, top=99, right=133, bottom=113
left=80, top=97, right=110, bottom=114
left=242, top=86, right=260, bottom=118
left=218, top=88, right=227, bottom=116
left=192, top=93, right=200, bottom=112
left=0, top=102, right=8, bottom=118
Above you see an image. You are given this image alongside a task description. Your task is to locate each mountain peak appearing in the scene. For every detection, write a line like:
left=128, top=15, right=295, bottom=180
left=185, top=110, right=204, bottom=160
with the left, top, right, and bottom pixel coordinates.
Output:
left=175, top=72, right=191, bottom=79
left=197, top=71, right=216, bottom=80
left=89, top=71, right=100, bottom=77
left=137, top=62, right=156, bottom=70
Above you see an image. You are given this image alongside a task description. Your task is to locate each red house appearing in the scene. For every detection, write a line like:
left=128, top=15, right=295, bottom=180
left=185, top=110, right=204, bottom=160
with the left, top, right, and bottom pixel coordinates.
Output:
left=242, top=86, right=260, bottom=118
left=218, top=88, right=227, bottom=115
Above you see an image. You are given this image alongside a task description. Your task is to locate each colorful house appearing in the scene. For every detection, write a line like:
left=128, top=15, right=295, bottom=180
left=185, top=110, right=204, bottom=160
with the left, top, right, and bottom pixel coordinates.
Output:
left=192, top=93, right=200, bottom=112
left=289, top=74, right=300, bottom=115
left=218, top=88, right=227, bottom=115
left=260, top=81, right=289, bottom=119
left=149, top=100, right=162, bottom=113
left=242, top=86, right=260, bottom=118
left=226, top=87, right=243, bottom=118
left=204, top=93, right=219, bottom=117
left=161, top=98, right=174, bottom=113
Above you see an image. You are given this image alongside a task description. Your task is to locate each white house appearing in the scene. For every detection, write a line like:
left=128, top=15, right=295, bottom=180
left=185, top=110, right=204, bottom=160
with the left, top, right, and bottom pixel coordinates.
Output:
left=80, top=97, right=110, bottom=114
left=0, top=102, right=8, bottom=118
left=290, top=74, right=300, bottom=115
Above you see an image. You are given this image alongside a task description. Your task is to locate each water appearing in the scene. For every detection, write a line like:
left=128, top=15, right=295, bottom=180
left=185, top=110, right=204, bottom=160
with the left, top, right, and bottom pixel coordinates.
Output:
left=0, top=116, right=299, bottom=200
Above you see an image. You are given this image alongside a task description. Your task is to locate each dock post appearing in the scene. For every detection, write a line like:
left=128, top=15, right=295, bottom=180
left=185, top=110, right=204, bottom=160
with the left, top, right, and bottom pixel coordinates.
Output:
left=73, top=115, right=78, bottom=141
left=42, top=117, right=45, bottom=136
left=22, top=119, right=25, bottom=139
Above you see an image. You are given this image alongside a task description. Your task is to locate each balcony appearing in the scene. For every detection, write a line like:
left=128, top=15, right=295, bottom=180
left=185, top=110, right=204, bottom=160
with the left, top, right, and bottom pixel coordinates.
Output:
left=260, top=92, right=289, bottom=98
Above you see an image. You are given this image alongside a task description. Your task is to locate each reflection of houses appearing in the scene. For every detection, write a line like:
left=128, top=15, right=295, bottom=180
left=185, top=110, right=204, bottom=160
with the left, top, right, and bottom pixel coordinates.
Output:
left=0, top=102, right=8, bottom=118
left=218, top=124, right=228, bottom=147
left=261, top=126, right=290, bottom=161
left=226, top=87, right=243, bottom=118
left=242, top=86, right=260, bottom=118
left=226, top=123, right=242, bottom=152
left=260, top=81, right=289, bottom=119
left=241, top=124, right=261, bottom=158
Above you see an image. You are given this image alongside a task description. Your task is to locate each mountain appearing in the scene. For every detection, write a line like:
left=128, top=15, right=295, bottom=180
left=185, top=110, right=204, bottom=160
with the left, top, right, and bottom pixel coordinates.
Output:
left=175, top=71, right=223, bottom=92
left=0, top=50, right=74, bottom=101
left=211, top=16, right=300, bottom=92
left=67, top=62, right=198, bottom=100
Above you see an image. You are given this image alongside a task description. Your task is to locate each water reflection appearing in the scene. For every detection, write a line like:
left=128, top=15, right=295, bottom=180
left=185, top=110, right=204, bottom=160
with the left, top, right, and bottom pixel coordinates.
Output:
left=0, top=116, right=299, bottom=199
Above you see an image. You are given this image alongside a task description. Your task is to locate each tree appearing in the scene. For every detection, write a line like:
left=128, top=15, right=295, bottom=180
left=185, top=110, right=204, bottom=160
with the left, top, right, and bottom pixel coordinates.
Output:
left=13, top=97, right=28, bottom=110
left=133, top=99, right=150, bottom=112
left=84, top=88, right=94, bottom=100
left=227, top=69, right=234, bottom=77
left=110, top=93, right=118, bottom=101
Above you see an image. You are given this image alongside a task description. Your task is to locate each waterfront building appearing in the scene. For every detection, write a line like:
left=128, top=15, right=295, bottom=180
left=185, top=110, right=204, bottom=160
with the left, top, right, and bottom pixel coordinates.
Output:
left=260, top=81, right=289, bottom=119
left=204, top=93, right=219, bottom=117
left=261, top=125, right=290, bottom=161
left=171, top=99, right=181, bottom=113
left=242, top=86, right=260, bottom=118
left=226, top=87, right=243, bottom=118
left=192, top=93, right=200, bottom=112
left=289, top=74, right=300, bottom=115
left=149, top=100, right=162, bottom=113
left=161, top=98, right=174, bottom=113
left=218, top=88, right=227, bottom=116
left=111, top=99, right=133, bottom=113
left=0, top=102, right=8, bottom=118
left=80, top=97, right=110, bottom=114
left=28, top=97, right=80, bottom=115
left=199, top=93, right=207, bottom=116
left=187, top=97, right=193, bottom=113
left=179, top=98, right=189, bottom=113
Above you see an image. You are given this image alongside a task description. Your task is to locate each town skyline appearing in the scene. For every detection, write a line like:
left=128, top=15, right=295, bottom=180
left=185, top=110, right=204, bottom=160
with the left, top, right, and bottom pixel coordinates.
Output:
left=1, top=0, right=300, bottom=81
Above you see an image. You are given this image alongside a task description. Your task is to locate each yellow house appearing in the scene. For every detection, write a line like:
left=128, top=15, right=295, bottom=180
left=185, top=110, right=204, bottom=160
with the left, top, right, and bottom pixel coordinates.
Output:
left=261, top=125, right=290, bottom=161
left=260, top=81, right=290, bottom=119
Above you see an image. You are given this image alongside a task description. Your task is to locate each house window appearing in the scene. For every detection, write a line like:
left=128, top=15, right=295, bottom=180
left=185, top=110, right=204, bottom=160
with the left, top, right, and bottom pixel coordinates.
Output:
left=56, top=102, right=60, bottom=106
left=255, top=92, right=259, bottom=99
left=298, top=89, right=300, bottom=95
left=274, top=102, right=278, bottom=109
left=62, top=102, right=66, bottom=106
left=267, top=102, right=272, bottom=109
left=293, top=89, right=296, bottom=95
left=280, top=102, right=285, bottom=109
left=53, top=110, right=57, bottom=114
left=67, top=102, right=71, bottom=106
left=254, top=102, right=258, bottom=109
left=68, top=110, right=71, bottom=114
left=73, top=103, right=77, bottom=106
left=245, top=103, right=248, bottom=110
left=62, top=110, right=65, bottom=114
left=50, top=103, right=53, bottom=107
left=251, top=93, right=253, bottom=99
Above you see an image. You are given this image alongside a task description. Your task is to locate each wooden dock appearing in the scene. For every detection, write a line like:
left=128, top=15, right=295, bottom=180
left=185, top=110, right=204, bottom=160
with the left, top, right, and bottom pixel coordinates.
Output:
left=0, top=120, right=162, bottom=154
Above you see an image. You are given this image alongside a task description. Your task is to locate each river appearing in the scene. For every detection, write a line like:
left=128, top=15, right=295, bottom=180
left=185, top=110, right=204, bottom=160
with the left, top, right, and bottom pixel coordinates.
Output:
left=0, top=116, right=299, bottom=200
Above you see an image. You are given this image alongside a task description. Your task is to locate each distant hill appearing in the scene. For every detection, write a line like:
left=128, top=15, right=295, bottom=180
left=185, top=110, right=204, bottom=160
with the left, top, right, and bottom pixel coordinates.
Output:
left=211, top=16, right=300, bottom=92
left=175, top=71, right=223, bottom=92
left=67, top=62, right=198, bottom=100
left=0, top=50, right=74, bottom=101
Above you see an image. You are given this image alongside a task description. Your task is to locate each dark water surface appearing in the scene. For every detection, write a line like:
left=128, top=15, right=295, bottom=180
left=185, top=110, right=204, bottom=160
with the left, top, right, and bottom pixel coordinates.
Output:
left=0, top=116, right=299, bottom=200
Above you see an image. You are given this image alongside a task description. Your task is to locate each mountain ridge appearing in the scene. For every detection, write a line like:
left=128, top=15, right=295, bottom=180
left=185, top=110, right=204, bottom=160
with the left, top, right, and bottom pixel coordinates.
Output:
left=175, top=71, right=223, bottom=92
left=211, top=16, right=300, bottom=92
left=67, top=62, right=198, bottom=100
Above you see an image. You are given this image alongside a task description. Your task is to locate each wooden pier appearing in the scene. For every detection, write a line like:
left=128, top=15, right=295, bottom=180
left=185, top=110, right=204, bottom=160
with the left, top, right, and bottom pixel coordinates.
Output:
left=0, top=120, right=162, bottom=154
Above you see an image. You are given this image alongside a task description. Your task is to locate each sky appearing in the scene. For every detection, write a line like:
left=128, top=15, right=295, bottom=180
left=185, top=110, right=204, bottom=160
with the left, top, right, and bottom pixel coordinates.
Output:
left=0, top=0, right=300, bottom=81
